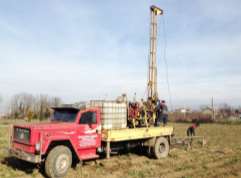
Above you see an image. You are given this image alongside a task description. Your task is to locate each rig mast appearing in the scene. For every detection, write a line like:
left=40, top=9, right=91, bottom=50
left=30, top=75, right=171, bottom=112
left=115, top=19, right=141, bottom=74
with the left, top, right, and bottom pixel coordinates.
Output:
left=147, top=5, right=163, bottom=100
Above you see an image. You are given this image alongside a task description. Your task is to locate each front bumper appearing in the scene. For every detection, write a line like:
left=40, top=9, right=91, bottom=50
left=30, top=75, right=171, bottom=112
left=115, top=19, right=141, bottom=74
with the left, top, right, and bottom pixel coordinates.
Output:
left=9, top=148, right=41, bottom=163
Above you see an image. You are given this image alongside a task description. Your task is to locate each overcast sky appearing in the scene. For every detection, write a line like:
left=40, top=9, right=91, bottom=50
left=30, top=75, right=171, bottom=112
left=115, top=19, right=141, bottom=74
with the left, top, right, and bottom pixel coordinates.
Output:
left=0, top=0, right=241, bottom=111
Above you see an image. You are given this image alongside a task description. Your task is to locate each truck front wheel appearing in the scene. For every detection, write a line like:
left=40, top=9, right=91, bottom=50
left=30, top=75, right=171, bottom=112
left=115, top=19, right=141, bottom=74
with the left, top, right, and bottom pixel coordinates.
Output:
left=45, top=145, right=72, bottom=178
left=153, top=137, right=169, bottom=159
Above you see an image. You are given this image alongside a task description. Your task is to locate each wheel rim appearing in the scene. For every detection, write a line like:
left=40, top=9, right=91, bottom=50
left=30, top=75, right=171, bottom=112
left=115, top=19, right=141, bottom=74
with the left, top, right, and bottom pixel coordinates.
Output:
left=159, top=143, right=166, bottom=153
left=55, top=154, right=69, bottom=175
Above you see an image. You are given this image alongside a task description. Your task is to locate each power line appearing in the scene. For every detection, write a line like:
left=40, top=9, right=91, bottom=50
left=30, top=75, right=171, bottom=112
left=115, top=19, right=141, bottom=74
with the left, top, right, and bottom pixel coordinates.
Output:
left=161, top=16, right=173, bottom=111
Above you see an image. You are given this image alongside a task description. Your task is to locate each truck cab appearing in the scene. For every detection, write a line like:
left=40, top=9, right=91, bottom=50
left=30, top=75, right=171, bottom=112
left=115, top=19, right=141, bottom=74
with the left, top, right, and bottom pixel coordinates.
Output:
left=9, top=107, right=102, bottom=178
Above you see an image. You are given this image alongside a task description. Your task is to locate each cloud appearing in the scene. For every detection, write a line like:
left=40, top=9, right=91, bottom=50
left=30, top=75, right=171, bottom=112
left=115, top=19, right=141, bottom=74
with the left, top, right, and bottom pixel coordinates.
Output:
left=0, top=0, right=241, bottom=112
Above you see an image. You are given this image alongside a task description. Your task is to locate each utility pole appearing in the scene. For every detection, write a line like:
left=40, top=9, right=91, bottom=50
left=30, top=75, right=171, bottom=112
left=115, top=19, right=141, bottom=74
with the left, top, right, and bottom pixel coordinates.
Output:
left=211, top=97, right=215, bottom=120
left=147, top=5, right=163, bottom=101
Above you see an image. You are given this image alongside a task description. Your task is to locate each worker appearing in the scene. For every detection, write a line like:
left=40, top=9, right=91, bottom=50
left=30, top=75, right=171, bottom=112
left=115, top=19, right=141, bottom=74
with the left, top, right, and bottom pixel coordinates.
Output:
left=155, top=99, right=161, bottom=126
left=160, top=100, right=168, bottom=126
left=139, top=99, right=145, bottom=119
left=139, top=98, right=144, bottom=108
left=146, top=97, right=153, bottom=120
left=187, top=121, right=200, bottom=137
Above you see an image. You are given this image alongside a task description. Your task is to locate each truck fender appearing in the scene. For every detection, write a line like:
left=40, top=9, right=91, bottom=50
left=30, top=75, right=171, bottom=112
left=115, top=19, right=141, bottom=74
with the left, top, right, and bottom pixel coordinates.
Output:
left=42, top=138, right=81, bottom=161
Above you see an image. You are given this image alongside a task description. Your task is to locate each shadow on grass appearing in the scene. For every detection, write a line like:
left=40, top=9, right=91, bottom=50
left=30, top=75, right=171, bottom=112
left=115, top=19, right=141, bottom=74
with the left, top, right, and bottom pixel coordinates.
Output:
left=1, top=156, right=45, bottom=176
left=99, top=147, right=152, bottom=160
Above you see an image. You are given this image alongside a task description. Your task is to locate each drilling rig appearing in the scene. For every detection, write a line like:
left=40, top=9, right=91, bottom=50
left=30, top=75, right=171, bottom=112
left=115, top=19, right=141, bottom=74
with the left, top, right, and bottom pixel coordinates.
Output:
left=147, top=5, right=163, bottom=101
left=128, top=6, right=164, bottom=128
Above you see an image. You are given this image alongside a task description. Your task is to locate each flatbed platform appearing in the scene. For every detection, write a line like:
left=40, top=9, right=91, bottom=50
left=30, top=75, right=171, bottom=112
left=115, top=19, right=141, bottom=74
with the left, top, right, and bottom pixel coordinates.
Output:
left=101, top=126, right=174, bottom=142
left=101, top=126, right=173, bottom=159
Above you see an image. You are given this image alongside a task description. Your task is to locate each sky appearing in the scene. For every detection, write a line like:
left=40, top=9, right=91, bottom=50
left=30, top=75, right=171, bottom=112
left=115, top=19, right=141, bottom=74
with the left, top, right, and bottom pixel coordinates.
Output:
left=0, top=0, right=241, bottom=112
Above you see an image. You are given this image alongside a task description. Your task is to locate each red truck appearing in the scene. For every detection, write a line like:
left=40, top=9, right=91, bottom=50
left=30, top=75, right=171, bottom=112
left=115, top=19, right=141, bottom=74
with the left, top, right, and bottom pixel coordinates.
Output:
left=9, top=106, right=173, bottom=178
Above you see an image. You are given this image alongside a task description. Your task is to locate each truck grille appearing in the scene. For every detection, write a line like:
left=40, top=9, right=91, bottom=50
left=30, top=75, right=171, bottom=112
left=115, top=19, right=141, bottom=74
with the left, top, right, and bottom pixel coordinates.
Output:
left=14, top=127, right=30, bottom=144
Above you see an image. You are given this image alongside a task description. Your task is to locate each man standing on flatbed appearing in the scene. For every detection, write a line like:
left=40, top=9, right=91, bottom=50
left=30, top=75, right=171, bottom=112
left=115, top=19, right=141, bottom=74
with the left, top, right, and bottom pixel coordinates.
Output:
left=161, top=100, right=168, bottom=126
left=155, top=100, right=168, bottom=126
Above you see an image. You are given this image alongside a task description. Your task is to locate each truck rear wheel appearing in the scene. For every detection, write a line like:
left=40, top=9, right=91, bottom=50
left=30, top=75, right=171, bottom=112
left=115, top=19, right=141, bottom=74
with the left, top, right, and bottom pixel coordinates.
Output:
left=45, top=145, right=72, bottom=178
left=153, top=137, right=169, bottom=159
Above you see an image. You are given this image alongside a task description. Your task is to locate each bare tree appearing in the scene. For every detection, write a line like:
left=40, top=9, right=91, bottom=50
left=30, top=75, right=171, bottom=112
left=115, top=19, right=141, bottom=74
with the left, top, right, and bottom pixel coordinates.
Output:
left=9, top=93, right=62, bottom=120
left=218, top=103, right=232, bottom=119
left=50, top=97, right=62, bottom=107
left=9, top=93, right=34, bottom=118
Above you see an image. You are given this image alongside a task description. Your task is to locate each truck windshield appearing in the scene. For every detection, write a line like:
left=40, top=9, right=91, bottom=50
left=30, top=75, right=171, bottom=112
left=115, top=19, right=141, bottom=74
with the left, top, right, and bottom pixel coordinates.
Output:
left=52, top=109, right=79, bottom=122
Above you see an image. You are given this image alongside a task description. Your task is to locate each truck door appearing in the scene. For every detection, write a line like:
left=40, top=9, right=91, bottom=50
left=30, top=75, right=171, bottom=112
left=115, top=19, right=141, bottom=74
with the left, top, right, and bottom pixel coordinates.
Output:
left=77, top=110, right=101, bottom=151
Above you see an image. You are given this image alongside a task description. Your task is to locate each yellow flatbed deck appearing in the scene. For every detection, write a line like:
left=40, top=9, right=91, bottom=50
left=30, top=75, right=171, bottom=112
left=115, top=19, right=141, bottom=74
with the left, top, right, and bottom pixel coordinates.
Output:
left=101, top=126, right=173, bottom=142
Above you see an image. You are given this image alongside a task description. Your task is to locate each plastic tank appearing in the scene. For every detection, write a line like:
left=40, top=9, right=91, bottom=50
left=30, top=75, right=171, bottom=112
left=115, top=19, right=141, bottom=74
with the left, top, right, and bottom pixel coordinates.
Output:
left=88, top=100, right=127, bottom=129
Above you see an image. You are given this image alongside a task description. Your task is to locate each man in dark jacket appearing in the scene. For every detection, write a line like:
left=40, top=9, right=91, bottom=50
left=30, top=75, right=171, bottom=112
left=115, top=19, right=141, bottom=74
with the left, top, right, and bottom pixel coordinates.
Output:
left=160, top=100, right=168, bottom=126
left=155, top=99, right=161, bottom=126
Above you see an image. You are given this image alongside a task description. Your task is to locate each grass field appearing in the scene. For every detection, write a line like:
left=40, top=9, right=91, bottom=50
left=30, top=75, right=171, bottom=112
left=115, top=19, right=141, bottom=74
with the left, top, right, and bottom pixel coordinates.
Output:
left=0, top=120, right=241, bottom=178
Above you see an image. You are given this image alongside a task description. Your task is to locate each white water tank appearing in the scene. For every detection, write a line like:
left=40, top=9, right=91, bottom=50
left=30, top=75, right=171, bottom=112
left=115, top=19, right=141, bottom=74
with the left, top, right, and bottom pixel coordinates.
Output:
left=88, top=100, right=127, bottom=129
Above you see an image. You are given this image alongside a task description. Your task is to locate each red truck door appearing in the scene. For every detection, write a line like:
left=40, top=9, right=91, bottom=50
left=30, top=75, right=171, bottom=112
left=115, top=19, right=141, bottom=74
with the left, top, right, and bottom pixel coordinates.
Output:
left=76, top=109, right=101, bottom=159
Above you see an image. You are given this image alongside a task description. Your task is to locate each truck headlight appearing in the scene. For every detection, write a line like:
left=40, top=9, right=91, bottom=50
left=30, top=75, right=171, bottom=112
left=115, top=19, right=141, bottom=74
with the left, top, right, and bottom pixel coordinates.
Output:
left=35, top=143, right=40, bottom=151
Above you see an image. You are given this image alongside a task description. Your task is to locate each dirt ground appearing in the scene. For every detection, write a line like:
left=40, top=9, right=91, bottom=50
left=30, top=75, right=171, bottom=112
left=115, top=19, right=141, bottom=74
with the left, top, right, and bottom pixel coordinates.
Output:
left=0, top=120, right=241, bottom=178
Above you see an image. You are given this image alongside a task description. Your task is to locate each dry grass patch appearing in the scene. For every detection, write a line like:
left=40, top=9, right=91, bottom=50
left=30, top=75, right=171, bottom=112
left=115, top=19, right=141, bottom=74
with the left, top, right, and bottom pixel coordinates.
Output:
left=0, top=121, right=241, bottom=178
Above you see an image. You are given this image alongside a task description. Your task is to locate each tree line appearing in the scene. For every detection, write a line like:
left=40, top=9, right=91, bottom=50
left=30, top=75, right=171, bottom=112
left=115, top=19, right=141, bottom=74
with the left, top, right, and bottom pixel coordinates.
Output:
left=9, top=93, right=62, bottom=120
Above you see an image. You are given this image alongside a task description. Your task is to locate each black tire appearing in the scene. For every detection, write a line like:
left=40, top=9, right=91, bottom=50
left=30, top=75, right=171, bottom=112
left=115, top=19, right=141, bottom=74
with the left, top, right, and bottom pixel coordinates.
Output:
left=45, top=145, right=72, bottom=178
left=153, top=137, right=169, bottom=159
